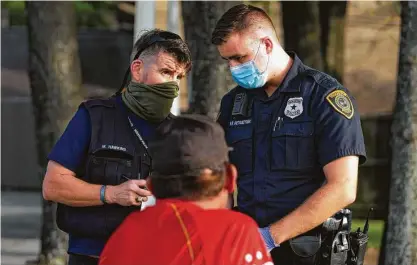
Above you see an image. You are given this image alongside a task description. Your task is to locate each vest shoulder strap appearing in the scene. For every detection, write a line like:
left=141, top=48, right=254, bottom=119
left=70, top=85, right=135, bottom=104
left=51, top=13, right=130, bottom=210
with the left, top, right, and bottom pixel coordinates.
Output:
left=83, top=97, right=127, bottom=155
left=82, top=97, right=116, bottom=110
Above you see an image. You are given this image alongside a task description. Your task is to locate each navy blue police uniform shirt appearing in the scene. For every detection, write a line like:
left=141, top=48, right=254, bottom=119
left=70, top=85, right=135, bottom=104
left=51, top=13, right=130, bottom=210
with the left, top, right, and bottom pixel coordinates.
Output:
left=217, top=52, right=367, bottom=228
left=48, top=95, right=157, bottom=257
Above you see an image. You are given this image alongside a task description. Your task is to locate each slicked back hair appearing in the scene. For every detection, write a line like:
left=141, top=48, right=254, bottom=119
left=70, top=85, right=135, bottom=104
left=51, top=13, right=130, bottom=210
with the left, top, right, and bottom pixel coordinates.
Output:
left=118, top=29, right=191, bottom=92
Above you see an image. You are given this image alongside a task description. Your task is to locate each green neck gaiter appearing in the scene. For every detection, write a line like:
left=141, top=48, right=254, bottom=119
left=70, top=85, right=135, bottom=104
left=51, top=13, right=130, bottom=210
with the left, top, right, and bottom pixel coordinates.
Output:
left=122, top=81, right=179, bottom=123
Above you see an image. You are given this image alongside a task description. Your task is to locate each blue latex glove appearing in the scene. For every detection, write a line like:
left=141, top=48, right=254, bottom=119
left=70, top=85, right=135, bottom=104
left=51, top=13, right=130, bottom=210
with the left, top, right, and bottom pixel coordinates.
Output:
left=258, top=226, right=280, bottom=252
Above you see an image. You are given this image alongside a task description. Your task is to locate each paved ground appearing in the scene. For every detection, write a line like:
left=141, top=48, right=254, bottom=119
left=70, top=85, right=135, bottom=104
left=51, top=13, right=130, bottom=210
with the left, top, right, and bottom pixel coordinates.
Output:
left=1, top=191, right=42, bottom=265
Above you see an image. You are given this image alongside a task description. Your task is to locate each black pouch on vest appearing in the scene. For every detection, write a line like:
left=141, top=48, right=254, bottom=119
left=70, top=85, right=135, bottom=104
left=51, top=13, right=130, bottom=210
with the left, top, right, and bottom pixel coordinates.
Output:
left=289, top=232, right=322, bottom=265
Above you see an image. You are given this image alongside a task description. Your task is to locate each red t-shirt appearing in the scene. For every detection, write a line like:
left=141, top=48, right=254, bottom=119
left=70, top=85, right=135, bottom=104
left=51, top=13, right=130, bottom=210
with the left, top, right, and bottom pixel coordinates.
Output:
left=99, top=199, right=273, bottom=265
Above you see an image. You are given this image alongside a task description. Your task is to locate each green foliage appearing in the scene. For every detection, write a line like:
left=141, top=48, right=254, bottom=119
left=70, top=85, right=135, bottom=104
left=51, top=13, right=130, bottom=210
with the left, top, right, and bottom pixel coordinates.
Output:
left=352, top=219, right=384, bottom=249
left=246, top=1, right=272, bottom=15
left=2, top=1, right=26, bottom=25
left=392, top=2, right=401, bottom=16
left=74, top=1, right=118, bottom=29
left=2, top=1, right=118, bottom=28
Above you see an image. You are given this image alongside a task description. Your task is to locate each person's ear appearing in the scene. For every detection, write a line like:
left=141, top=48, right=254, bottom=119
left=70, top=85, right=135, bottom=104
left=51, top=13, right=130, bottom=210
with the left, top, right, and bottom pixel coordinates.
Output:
left=146, top=178, right=154, bottom=194
left=263, top=37, right=273, bottom=55
left=224, top=163, right=237, bottom=193
left=130, top=59, right=143, bottom=82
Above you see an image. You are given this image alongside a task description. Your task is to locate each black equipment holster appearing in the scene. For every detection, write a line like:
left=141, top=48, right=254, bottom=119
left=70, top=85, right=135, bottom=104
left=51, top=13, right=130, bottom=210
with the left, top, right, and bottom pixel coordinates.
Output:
left=319, top=208, right=371, bottom=265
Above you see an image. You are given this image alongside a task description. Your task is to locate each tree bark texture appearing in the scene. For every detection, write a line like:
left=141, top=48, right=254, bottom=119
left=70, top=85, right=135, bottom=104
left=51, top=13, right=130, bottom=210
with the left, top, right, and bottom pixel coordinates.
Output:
left=181, top=1, right=239, bottom=119
left=281, top=1, right=323, bottom=70
left=319, top=1, right=347, bottom=82
left=26, top=2, right=84, bottom=264
left=383, top=2, right=417, bottom=265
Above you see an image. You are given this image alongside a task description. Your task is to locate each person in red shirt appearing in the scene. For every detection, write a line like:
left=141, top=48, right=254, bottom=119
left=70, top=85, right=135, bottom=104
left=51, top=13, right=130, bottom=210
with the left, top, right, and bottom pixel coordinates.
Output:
left=99, top=114, right=273, bottom=265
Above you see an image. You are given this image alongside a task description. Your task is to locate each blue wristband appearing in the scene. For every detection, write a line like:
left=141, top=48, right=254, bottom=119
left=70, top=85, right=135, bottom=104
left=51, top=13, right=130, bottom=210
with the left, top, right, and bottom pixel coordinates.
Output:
left=100, top=185, right=107, bottom=204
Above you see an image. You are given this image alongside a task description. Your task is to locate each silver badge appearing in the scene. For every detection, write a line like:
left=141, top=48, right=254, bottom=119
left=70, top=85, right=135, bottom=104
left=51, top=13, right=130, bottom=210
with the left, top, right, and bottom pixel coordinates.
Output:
left=284, top=97, right=303, bottom=119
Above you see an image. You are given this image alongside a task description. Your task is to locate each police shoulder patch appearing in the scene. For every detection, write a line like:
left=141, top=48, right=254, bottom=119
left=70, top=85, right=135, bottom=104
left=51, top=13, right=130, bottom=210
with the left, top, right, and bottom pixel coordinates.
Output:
left=325, top=90, right=354, bottom=119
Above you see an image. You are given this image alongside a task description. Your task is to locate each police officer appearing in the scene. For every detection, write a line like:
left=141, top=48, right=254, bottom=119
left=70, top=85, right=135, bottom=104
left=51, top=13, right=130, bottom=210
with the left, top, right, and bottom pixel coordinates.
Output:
left=42, top=29, right=191, bottom=265
left=212, top=4, right=366, bottom=265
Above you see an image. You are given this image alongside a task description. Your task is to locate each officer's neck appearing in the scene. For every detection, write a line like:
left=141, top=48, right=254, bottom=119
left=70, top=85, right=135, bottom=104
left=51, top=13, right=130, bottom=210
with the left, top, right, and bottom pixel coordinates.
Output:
left=264, top=54, right=293, bottom=97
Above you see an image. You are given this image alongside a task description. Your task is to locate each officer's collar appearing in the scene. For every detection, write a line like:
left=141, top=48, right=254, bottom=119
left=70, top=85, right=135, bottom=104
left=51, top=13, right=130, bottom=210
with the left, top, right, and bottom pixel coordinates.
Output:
left=247, top=52, right=305, bottom=101
left=277, top=52, right=305, bottom=93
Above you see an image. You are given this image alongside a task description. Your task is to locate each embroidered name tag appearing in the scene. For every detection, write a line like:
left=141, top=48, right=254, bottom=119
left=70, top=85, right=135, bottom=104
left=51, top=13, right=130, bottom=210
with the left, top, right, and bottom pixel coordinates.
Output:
left=101, top=144, right=127, bottom=152
left=229, top=119, right=252, bottom=127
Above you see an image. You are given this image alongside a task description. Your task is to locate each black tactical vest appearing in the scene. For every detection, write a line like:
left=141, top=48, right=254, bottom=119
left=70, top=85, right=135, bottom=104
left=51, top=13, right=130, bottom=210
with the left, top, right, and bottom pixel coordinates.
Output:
left=56, top=97, right=166, bottom=239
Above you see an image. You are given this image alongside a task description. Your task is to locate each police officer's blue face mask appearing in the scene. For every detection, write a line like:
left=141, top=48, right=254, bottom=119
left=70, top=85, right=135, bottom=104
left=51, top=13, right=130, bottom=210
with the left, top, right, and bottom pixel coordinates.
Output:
left=230, top=41, right=270, bottom=89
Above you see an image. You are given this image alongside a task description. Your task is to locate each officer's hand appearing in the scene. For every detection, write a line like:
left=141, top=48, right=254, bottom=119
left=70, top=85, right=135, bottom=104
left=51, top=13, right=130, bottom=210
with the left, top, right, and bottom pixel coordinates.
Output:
left=105, top=179, right=152, bottom=206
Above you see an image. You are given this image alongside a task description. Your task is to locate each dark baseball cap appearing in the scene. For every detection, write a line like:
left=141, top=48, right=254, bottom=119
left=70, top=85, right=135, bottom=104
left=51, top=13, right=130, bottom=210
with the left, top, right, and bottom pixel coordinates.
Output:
left=148, top=114, right=231, bottom=176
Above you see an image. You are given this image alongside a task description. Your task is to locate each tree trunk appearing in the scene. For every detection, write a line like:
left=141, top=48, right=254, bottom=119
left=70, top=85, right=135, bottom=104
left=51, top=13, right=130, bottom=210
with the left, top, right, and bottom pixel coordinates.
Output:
left=26, top=2, right=84, bottom=265
left=319, top=1, right=347, bottom=82
left=382, top=2, right=417, bottom=265
left=281, top=1, right=323, bottom=70
left=181, top=1, right=238, bottom=119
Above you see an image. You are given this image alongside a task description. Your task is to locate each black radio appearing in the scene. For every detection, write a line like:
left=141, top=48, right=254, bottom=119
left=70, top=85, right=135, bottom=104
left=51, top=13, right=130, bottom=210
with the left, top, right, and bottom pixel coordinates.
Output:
left=320, top=208, right=372, bottom=265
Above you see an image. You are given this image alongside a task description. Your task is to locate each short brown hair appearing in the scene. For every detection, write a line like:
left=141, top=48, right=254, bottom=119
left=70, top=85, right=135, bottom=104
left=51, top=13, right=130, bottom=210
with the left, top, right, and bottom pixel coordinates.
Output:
left=211, top=4, right=275, bottom=45
left=150, top=167, right=226, bottom=201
